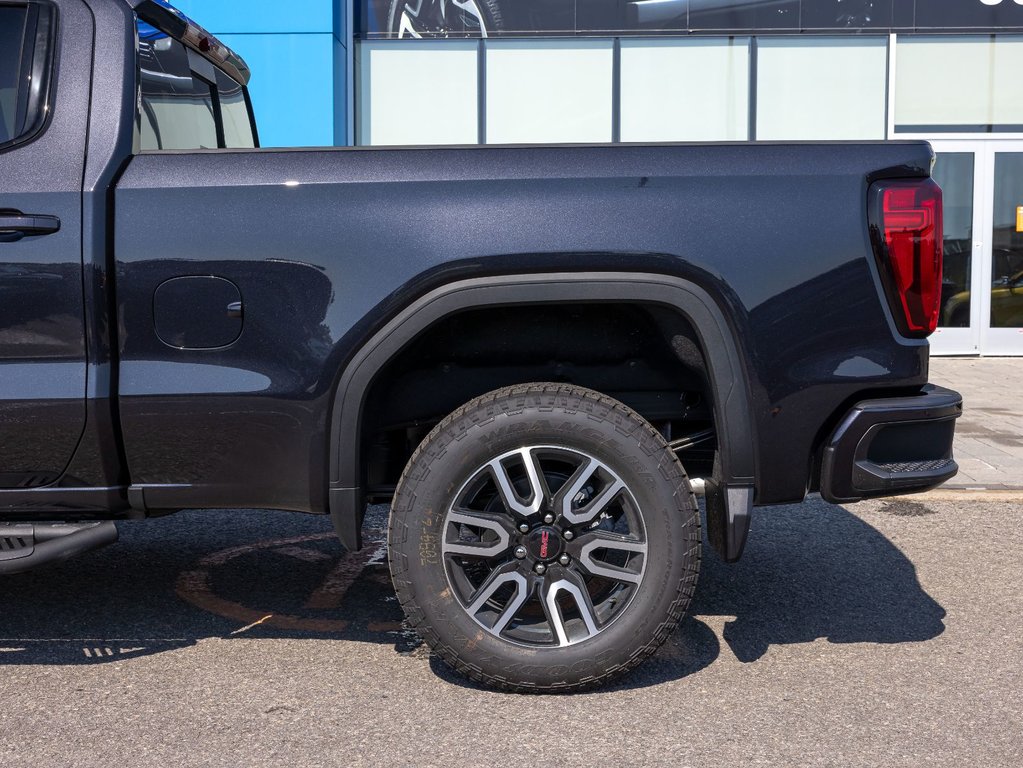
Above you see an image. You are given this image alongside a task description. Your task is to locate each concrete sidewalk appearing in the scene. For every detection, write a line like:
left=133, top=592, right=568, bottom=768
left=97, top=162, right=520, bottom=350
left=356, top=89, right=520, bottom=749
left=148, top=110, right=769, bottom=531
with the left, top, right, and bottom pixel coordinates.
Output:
left=929, top=357, right=1023, bottom=491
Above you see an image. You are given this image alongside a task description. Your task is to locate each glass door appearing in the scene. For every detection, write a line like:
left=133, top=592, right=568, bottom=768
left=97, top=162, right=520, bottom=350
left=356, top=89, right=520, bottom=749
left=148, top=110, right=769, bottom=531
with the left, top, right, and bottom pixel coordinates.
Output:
left=928, top=140, right=1023, bottom=355
left=929, top=141, right=985, bottom=355
left=982, top=142, right=1023, bottom=355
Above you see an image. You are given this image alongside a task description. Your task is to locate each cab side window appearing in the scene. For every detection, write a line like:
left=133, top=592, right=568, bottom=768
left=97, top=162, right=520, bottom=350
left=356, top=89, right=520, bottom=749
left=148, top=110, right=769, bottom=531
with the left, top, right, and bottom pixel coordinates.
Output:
left=139, top=33, right=218, bottom=150
left=137, top=22, right=257, bottom=150
left=0, top=2, right=54, bottom=150
left=216, top=69, right=255, bottom=149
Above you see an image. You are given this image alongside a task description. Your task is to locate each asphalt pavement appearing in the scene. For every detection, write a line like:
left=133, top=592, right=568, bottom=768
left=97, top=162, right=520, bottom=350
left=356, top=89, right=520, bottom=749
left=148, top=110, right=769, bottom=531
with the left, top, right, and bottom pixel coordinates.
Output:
left=2, top=495, right=1021, bottom=767
left=3, top=357, right=1021, bottom=766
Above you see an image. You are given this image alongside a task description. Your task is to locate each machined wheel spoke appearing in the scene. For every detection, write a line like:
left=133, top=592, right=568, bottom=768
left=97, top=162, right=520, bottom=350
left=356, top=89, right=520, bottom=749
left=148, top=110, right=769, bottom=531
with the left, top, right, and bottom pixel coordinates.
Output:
left=451, top=0, right=487, bottom=36
left=487, top=448, right=547, bottom=518
left=554, top=456, right=598, bottom=522
left=557, top=456, right=626, bottom=525
left=574, top=531, right=646, bottom=585
left=442, top=508, right=515, bottom=558
left=397, top=12, right=423, bottom=38
left=540, top=569, right=600, bottom=647
left=465, top=562, right=530, bottom=634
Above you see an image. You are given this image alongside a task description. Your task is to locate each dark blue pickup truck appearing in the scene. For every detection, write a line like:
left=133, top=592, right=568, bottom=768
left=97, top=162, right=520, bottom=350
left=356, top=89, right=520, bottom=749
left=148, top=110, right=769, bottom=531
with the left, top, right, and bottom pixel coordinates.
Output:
left=0, top=0, right=962, bottom=691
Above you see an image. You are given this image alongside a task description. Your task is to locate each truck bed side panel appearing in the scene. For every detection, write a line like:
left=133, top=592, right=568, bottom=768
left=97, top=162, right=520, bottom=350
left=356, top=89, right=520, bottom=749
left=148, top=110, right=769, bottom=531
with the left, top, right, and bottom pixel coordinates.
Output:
left=113, top=142, right=932, bottom=510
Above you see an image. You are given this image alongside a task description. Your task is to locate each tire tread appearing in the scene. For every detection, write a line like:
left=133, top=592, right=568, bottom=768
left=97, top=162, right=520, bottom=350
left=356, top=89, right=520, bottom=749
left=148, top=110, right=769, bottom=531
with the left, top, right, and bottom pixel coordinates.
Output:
left=388, top=382, right=700, bottom=693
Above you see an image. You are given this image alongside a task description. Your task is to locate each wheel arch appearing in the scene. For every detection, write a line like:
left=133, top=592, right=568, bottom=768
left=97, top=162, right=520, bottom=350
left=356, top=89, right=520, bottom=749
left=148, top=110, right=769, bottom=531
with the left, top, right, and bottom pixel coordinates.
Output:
left=327, top=271, right=757, bottom=550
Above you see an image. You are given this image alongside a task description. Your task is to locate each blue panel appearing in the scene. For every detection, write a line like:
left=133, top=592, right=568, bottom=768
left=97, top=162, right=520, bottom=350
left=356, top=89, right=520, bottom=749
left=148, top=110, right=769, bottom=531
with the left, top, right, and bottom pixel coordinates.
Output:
left=172, top=0, right=334, bottom=34
left=334, top=0, right=346, bottom=41
left=218, top=33, right=337, bottom=147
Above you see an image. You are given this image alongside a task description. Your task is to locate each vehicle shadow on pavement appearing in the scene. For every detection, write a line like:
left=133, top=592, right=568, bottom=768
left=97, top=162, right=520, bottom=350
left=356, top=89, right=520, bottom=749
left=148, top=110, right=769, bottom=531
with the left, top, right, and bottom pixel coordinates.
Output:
left=0, top=501, right=945, bottom=685
left=0, top=507, right=404, bottom=666
left=692, top=499, right=947, bottom=665
left=429, top=499, right=947, bottom=693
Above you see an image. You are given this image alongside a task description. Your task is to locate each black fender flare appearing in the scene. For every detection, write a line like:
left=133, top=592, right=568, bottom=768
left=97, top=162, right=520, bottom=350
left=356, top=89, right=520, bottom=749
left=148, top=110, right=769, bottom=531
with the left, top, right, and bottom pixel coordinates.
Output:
left=327, top=272, right=756, bottom=550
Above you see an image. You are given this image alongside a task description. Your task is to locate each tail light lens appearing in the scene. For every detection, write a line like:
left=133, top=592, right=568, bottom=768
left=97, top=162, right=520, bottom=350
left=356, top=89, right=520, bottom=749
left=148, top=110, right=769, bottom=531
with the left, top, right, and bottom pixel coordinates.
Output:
left=869, top=178, right=944, bottom=338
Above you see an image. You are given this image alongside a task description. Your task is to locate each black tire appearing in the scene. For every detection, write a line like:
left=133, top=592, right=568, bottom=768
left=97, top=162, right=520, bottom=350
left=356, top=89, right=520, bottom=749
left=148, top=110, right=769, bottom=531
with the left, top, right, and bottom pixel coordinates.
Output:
left=388, top=383, right=701, bottom=692
left=386, top=0, right=503, bottom=38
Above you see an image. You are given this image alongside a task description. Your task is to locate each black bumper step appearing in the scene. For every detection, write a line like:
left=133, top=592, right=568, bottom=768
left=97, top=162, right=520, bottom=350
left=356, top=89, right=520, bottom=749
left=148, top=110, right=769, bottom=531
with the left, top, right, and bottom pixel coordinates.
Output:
left=821, top=384, right=963, bottom=503
left=872, top=458, right=957, bottom=474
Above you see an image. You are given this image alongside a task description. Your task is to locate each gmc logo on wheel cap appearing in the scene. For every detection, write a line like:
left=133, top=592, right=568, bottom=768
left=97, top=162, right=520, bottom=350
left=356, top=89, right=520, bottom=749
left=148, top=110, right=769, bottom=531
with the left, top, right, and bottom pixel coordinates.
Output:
left=539, top=530, right=549, bottom=559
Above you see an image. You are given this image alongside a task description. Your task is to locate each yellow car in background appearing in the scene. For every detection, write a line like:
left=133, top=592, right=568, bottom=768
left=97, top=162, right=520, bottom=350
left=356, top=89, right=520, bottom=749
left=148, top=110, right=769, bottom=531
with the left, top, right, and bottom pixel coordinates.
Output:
left=943, top=269, right=1023, bottom=328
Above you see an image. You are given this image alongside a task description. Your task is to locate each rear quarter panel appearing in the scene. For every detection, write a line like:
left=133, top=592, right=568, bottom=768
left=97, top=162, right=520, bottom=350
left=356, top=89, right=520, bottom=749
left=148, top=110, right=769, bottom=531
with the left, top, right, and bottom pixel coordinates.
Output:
left=113, top=142, right=932, bottom=510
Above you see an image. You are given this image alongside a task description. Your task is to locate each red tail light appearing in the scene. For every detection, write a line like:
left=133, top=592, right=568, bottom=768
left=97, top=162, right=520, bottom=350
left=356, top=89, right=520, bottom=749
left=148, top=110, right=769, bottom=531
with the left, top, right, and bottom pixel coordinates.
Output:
left=869, top=178, right=943, bottom=337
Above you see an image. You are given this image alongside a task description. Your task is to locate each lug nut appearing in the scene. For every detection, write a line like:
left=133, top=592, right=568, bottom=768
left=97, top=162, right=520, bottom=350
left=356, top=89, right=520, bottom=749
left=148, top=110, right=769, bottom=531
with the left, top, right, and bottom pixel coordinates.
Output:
left=543, top=513, right=554, bottom=524
left=558, top=554, right=570, bottom=566
left=519, top=523, right=530, bottom=533
left=563, top=530, right=574, bottom=540
left=514, top=546, right=527, bottom=559
left=535, top=563, right=547, bottom=575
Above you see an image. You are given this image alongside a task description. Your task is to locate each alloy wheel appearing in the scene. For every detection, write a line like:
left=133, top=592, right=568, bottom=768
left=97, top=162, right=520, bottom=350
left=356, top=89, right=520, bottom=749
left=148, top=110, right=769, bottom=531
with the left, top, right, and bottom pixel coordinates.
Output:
left=441, top=445, right=647, bottom=648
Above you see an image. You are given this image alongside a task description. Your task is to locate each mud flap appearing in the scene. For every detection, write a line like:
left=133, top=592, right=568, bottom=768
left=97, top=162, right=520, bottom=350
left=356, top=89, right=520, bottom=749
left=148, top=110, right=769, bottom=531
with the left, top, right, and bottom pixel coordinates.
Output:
left=706, top=484, right=753, bottom=563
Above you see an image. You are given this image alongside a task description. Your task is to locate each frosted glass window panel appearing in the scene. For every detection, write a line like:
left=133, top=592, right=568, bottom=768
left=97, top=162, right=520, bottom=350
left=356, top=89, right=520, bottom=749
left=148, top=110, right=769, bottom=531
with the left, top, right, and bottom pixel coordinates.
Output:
left=620, top=38, right=750, bottom=142
left=486, top=40, right=613, bottom=144
left=141, top=95, right=219, bottom=150
left=756, top=37, right=887, bottom=140
left=357, top=41, right=478, bottom=146
left=895, top=36, right=1023, bottom=131
left=138, top=35, right=219, bottom=150
left=217, top=70, right=255, bottom=149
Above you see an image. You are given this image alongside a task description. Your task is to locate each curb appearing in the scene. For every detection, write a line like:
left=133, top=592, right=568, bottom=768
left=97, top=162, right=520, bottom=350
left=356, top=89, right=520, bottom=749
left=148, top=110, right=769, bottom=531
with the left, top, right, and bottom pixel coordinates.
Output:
left=914, top=487, right=1023, bottom=502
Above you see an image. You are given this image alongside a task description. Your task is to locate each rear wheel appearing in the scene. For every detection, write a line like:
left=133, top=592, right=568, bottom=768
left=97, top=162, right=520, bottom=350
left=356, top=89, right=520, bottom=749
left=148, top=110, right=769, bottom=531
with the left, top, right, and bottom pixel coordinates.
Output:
left=388, top=383, right=701, bottom=692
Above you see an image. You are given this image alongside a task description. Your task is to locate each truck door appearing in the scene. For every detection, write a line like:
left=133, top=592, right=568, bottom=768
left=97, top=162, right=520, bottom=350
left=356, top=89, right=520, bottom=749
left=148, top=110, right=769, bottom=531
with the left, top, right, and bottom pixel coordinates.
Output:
left=0, top=1, right=91, bottom=488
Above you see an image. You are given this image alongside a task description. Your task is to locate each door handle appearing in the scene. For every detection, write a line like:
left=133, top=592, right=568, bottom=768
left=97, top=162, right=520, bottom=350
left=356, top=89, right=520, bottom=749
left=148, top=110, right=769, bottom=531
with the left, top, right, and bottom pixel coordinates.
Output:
left=0, top=212, right=61, bottom=240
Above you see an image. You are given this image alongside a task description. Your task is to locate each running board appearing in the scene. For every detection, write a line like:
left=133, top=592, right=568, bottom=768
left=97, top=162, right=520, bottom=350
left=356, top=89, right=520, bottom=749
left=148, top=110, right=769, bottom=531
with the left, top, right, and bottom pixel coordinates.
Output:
left=0, top=522, right=118, bottom=575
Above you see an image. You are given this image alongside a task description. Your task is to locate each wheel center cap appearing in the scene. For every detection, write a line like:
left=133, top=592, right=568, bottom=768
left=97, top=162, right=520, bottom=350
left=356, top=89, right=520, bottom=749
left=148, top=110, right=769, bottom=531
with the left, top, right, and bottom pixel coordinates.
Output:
left=526, top=526, right=563, bottom=562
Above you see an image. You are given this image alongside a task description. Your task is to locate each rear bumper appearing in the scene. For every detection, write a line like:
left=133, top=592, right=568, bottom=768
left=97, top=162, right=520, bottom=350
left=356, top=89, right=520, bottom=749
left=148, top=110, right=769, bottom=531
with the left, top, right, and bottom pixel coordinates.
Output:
left=820, top=384, right=963, bottom=504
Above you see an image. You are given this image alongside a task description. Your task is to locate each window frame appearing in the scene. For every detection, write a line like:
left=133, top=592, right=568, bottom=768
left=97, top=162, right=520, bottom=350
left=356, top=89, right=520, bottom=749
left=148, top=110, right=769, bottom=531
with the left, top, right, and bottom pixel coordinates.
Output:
left=214, top=67, right=258, bottom=150
left=0, top=0, right=57, bottom=154
left=134, top=13, right=259, bottom=152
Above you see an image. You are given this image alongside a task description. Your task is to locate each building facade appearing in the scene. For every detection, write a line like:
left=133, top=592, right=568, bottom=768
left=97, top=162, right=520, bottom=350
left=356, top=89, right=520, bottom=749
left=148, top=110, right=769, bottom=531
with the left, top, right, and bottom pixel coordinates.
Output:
left=178, top=0, right=1023, bottom=355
